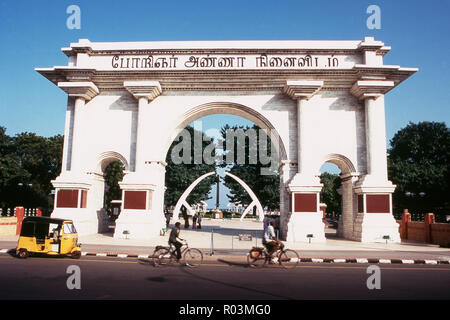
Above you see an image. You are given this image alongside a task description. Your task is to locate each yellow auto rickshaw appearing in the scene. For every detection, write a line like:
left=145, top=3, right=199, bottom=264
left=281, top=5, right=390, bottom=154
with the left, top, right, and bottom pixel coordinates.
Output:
left=16, top=216, right=82, bottom=259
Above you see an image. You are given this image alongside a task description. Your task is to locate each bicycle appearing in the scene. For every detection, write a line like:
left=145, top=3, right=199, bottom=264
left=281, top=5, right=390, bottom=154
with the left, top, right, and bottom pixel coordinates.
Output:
left=247, top=244, right=299, bottom=269
left=152, top=240, right=203, bottom=267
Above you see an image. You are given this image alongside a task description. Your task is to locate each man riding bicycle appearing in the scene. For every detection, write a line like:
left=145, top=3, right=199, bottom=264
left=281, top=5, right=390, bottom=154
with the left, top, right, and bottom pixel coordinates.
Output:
left=263, top=220, right=283, bottom=260
left=169, top=222, right=184, bottom=262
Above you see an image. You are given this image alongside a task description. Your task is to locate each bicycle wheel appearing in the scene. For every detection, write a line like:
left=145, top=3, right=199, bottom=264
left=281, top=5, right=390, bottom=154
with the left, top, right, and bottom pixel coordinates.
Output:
left=247, top=248, right=266, bottom=268
left=279, top=249, right=299, bottom=269
left=153, top=247, right=172, bottom=266
left=183, top=248, right=203, bottom=267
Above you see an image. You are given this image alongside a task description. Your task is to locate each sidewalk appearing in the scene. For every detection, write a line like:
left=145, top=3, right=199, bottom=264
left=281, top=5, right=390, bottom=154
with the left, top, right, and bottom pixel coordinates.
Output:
left=1, top=218, right=450, bottom=264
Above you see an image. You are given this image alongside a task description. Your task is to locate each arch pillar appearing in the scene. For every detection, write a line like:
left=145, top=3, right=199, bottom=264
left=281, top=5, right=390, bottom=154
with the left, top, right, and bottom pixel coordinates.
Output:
left=282, top=81, right=326, bottom=243
left=49, top=82, right=105, bottom=235
left=114, top=160, right=167, bottom=239
left=350, top=81, right=400, bottom=242
left=113, top=81, right=166, bottom=240
left=336, top=173, right=359, bottom=239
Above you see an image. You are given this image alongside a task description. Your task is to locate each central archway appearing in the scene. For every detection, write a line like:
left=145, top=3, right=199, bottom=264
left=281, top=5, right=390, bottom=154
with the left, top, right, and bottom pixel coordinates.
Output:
left=163, top=101, right=288, bottom=231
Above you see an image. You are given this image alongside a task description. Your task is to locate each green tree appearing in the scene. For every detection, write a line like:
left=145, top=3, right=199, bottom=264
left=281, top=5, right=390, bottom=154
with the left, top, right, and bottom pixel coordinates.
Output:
left=103, top=160, right=125, bottom=213
left=220, top=124, right=280, bottom=211
left=320, top=172, right=342, bottom=216
left=0, top=127, right=63, bottom=211
left=164, top=126, right=217, bottom=208
left=12, top=132, right=63, bottom=209
left=388, top=121, right=450, bottom=218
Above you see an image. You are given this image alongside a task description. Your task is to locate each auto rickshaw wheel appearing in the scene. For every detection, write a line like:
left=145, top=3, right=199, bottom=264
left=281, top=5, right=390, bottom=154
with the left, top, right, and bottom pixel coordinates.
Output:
left=71, top=251, right=81, bottom=259
left=18, top=249, right=29, bottom=259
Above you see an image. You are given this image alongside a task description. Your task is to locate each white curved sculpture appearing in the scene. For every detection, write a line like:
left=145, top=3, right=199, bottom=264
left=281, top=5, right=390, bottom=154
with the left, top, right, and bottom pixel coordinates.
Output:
left=173, top=171, right=215, bottom=220
left=225, top=172, right=264, bottom=222
left=172, top=171, right=265, bottom=222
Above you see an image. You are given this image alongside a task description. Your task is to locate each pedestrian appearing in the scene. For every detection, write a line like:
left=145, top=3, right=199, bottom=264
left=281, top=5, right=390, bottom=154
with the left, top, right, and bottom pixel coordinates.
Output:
left=165, top=210, right=171, bottom=228
left=192, top=213, right=197, bottom=229
left=197, top=213, right=202, bottom=229
left=182, top=208, right=189, bottom=229
left=263, top=216, right=269, bottom=230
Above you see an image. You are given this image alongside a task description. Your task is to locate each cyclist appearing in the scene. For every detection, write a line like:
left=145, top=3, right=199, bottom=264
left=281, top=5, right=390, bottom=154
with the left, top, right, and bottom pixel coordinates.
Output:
left=169, top=222, right=184, bottom=262
left=263, top=220, right=283, bottom=261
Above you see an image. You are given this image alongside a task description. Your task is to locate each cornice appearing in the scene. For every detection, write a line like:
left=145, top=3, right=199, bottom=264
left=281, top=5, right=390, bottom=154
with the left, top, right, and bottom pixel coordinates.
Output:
left=350, top=80, right=395, bottom=100
left=283, top=80, right=324, bottom=100
left=57, top=81, right=99, bottom=100
left=123, top=81, right=162, bottom=101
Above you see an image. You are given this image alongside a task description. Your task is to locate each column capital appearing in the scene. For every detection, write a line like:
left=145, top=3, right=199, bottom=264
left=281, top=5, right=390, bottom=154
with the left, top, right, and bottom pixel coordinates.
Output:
left=124, top=81, right=162, bottom=101
left=57, top=81, right=99, bottom=101
left=283, top=80, right=323, bottom=100
left=350, top=80, right=394, bottom=100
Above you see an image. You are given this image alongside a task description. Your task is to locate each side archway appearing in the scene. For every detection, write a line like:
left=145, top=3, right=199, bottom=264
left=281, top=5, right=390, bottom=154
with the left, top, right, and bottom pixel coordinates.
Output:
left=319, top=153, right=358, bottom=177
left=318, top=153, right=359, bottom=240
left=95, top=151, right=129, bottom=174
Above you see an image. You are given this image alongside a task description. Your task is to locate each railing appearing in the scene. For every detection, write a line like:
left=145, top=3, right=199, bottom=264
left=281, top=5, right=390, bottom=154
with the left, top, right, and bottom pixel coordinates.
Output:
left=0, top=208, right=16, bottom=217
left=0, top=207, right=43, bottom=217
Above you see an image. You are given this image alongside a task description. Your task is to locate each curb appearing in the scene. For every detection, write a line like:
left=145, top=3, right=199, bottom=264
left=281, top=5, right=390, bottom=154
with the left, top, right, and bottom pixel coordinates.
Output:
left=2, top=248, right=449, bottom=265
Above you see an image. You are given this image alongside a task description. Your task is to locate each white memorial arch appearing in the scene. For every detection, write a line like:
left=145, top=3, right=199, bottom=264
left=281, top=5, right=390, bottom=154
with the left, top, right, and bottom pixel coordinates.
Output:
left=37, top=37, right=417, bottom=242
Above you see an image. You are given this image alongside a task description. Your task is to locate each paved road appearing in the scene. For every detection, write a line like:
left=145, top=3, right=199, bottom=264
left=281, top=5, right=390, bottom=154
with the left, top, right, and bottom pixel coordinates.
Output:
left=0, top=254, right=449, bottom=300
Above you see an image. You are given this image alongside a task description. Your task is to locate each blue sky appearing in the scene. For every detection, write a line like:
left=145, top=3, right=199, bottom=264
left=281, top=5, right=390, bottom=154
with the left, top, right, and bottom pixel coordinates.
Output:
left=0, top=0, right=449, bottom=208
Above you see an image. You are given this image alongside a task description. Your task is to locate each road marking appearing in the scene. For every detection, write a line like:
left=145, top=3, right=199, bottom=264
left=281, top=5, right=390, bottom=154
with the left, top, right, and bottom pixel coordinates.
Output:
left=401, top=259, right=415, bottom=264
left=96, top=253, right=107, bottom=257
left=0, top=255, right=449, bottom=271
left=356, top=258, right=369, bottom=263
left=117, top=254, right=128, bottom=258
left=138, top=254, right=149, bottom=258
left=379, top=259, right=391, bottom=264
left=333, top=259, right=346, bottom=263
left=312, top=258, right=323, bottom=263
left=425, top=260, right=438, bottom=265
left=0, top=249, right=8, bottom=253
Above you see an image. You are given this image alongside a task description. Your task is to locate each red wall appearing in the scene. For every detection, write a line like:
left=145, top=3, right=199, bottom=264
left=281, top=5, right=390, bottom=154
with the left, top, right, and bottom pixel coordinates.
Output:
left=123, top=191, right=147, bottom=210
left=56, top=189, right=79, bottom=208
left=294, top=193, right=317, bottom=212
left=366, top=194, right=390, bottom=213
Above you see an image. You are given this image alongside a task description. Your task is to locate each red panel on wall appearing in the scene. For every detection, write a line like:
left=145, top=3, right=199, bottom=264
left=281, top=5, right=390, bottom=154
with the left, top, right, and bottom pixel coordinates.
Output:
left=56, top=189, right=79, bottom=208
left=80, top=190, right=87, bottom=208
left=294, top=193, right=317, bottom=212
left=124, top=191, right=147, bottom=210
left=366, top=194, right=390, bottom=213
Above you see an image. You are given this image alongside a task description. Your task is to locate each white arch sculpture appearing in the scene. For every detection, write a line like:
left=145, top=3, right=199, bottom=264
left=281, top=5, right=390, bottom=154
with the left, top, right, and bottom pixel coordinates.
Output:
left=225, top=172, right=264, bottom=222
left=173, top=172, right=216, bottom=220
left=172, top=171, right=264, bottom=222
